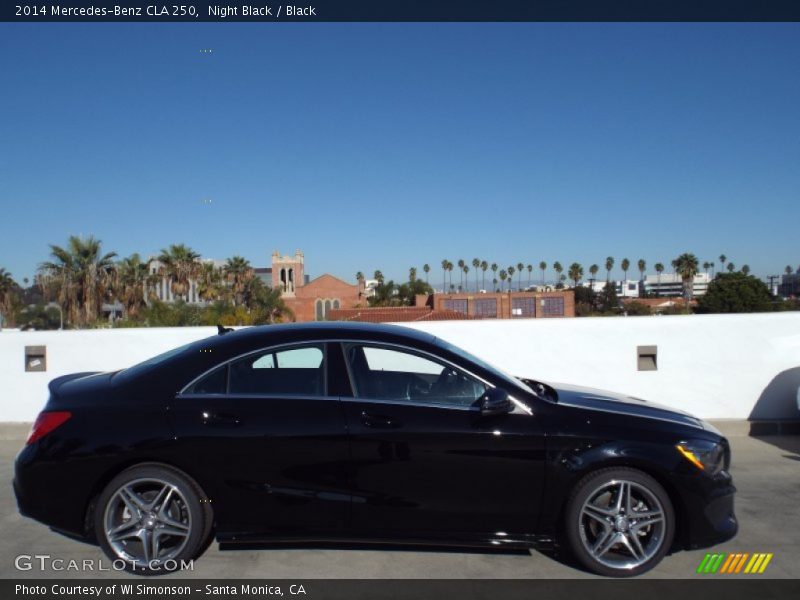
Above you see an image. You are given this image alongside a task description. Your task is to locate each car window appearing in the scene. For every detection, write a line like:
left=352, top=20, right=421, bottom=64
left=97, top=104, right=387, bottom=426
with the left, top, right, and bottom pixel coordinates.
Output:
left=345, top=344, right=486, bottom=407
left=229, top=344, right=325, bottom=396
left=186, top=366, right=227, bottom=394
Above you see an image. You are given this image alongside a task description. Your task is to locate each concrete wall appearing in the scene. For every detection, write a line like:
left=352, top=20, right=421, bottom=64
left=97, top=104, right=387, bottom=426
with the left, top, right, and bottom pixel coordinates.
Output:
left=1, top=314, right=799, bottom=422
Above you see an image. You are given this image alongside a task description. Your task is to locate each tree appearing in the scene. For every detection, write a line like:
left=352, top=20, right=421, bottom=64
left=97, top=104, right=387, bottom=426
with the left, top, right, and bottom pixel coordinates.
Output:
left=196, top=262, right=223, bottom=304
left=423, top=264, right=430, bottom=284
left=507, top=266, right=516, bottom=290
left=409, top=267, right=417, bottom=283
left=526, top=264, right=533, bottom=288
left=637, top=259, right=646, bottom=282
left=356, top=271, right=364, bottom=282
left=114, top=254, right=149, bottom=318
left=589, top=264, right=599, bottom=284
left=568, top=263, right=584, bottom=287
left=539, top=261, right=547, bottom=285
left=786, top=265, right=793, bottom=276
left=621, top=258, right=630, bottom=282
left=441, top=259, right=448, bottom=292
left=696, top=272, right=773, bottom=314
left=741, top=264, right=751, bottom=276
left=480, top=260, right=488, bottom=291
left=553, top=261, right=563, bottom=284
left=457, top=259, right=465, bottom=290
left=605, top=256, right=614, bottom=281
left=224, top=256, right=253, bottom=306
left=673, top=253, right=700, bottom=301
left=39, top=235, right=117, bottom=327
left=719, top=254, right=727, bottom=273
left=517, top=262, right=524, bottom=290
left=472, top=258, right=480, bottom=292
left=156, top=243, right=200, bottom=304
left=446, top=261, right=454, bottom=291
left=499, top=269, right=507, bottom=291
left=462, top=264, right=469, bottom=291
left=726, top=263, right=736, bottom=273
left=492, top=277, right=498, bottom=291
left=0, top=268, right=19, bottom=329
left=373, top=270, right=384, bottom=284
left=491, top=263, right=498, bottom=285
left=702, top=261, right=711, bottom=275
left=598, top=281, right=620, bottom=313
left=654, top=263, right=664, bottom=297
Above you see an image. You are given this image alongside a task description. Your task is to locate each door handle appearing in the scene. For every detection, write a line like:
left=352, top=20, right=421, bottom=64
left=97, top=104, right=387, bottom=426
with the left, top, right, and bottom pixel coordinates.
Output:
left=361, top=411, right=402, bottom=429
left=202, top=411, right=241, bottom=428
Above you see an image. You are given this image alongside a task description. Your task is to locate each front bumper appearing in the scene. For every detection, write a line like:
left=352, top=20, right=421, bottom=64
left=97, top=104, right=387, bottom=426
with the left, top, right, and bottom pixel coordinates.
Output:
left=671, top=469, right=737, bottom=549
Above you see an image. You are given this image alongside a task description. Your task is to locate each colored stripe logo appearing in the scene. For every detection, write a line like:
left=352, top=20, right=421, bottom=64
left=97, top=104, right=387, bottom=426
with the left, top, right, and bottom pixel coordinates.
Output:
left=696, top=552, right=773, bottom=574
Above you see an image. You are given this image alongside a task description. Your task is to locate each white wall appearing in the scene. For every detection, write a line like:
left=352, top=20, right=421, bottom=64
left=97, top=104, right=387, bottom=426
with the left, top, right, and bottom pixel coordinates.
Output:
left=1, top=314, right=799, bottom=422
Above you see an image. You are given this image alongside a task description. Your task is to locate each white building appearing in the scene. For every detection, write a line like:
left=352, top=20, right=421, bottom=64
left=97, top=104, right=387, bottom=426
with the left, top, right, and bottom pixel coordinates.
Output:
left=643, top=272, right=711, bottom=297
left=581, top=279, right=642, bottom=298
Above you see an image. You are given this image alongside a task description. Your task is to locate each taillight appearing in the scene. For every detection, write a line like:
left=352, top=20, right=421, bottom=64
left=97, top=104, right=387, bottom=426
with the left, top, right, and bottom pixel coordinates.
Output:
left=27, top=411, right=71, bottom=445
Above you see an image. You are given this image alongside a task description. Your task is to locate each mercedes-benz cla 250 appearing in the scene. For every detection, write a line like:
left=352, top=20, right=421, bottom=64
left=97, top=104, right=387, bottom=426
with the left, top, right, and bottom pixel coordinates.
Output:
left=15, top=323, right=736, bottom=576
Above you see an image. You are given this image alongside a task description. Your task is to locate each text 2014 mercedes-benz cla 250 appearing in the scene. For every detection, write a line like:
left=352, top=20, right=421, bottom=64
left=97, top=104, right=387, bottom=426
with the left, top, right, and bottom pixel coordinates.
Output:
left=15, top=323, right=736, bottom=577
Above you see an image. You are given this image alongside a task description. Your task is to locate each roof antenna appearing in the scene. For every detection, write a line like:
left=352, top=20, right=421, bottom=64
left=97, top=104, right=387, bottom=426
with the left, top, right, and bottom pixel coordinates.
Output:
left=217, top=324, right=233, bottom=335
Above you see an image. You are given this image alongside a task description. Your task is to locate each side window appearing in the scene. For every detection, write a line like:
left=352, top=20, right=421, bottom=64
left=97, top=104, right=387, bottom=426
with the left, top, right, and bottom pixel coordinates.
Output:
left=185, top=366, right=227, bottom=394
left=229, top=344, right=325, bottom=396
left=344, top=344, right=486, bottom=407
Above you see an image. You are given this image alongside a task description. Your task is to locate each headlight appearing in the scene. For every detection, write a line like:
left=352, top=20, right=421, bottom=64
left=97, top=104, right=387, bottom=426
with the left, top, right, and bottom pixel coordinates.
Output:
left=676, top=440, right=725, bottom=474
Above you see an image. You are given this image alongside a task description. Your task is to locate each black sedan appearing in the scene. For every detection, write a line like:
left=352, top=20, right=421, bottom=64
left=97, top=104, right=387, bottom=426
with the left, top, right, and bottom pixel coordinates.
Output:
left=15, top=322, right=737, bottom=577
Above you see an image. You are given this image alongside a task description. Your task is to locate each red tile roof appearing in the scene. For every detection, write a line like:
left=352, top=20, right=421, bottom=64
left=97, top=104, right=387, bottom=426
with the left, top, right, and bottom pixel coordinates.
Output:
left=327, top=306, right=473, bottom=323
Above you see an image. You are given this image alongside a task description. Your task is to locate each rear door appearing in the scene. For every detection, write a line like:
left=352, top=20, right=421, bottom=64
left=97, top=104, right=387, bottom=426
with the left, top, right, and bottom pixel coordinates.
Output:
left=335, top=342, right=545, bottom=539
left=166, top=342, right=351, bottom=537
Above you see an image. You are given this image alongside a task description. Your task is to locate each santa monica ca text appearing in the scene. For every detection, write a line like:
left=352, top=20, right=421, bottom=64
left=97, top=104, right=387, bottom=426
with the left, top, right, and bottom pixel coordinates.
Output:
left=16, top=584, right=306, bottom=596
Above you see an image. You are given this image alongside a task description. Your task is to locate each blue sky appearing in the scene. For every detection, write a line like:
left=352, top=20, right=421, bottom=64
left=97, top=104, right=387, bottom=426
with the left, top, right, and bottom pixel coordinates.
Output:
left=1, top=23, right=798, bottom=284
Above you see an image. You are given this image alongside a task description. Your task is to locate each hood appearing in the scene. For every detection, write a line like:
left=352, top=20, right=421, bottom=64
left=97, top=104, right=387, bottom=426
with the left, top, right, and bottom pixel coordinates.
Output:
left=548, top=382, right=707, bottom=430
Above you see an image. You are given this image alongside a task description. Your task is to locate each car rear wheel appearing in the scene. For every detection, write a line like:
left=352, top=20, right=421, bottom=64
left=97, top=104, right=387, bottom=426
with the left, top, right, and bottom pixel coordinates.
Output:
left=95, top=465, right=210, bottom=575
left=564, top=467, right=675, bottom=577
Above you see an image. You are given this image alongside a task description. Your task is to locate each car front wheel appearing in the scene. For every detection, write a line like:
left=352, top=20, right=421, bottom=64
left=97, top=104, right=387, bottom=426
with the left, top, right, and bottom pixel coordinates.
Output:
left=95, top=465, right=210, bottom=575
left=564, top=467, right=675, bottom=577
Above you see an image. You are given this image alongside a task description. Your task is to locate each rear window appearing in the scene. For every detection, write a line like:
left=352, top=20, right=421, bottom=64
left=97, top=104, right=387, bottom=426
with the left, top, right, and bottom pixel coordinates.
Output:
left=114, top=340, right=198, bottom=382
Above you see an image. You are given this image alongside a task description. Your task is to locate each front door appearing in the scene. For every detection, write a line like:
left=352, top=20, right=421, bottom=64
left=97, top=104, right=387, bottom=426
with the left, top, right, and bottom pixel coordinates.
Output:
left=336, top=342, right=546, bottom=539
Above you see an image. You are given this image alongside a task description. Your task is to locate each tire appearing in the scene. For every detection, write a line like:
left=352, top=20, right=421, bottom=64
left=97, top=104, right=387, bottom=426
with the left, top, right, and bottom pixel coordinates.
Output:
left=564, top=467, right=675, bottom=577
left=94, top=464, right=211, bottom=575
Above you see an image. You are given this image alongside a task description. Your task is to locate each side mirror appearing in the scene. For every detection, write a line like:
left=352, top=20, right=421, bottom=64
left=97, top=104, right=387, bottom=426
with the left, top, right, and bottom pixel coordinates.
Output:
left=479, top=387, right=513, bottom=417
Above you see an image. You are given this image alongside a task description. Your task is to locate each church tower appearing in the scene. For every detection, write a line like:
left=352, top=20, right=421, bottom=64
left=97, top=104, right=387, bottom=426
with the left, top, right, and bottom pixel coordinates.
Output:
left=271, top=250, right=305, bottom=297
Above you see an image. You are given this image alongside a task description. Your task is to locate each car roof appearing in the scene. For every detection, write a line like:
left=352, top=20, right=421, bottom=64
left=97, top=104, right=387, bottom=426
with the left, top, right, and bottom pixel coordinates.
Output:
left=213, top=321, right=438, bottom=347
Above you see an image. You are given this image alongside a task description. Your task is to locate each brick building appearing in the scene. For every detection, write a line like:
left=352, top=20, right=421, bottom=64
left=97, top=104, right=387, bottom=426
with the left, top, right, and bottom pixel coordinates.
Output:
left=432, top=290, right=575, bottom=319
left=271, top=250, right=365, bottom=322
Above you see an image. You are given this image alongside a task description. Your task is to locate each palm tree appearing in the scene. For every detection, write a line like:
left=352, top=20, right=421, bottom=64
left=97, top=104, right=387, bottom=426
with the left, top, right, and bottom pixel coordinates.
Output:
left=741, top=264, right=751, bottom=276
left=457, top=259, right=465, bottom=290
left=356, top=271, right=364, bottom=282
left=197, top=262, right=223, bottom=303
left=114, top=254, right=149, bottom=318
left=492, top=277, right=498, bottom=291
left=462, top=265, right=469, bottom=291
left=539, top=261, right=547, bottom=285
left=39, top=235, right=117, bottom=327
left=423, top=264, right=430, bottom=284
left=589, top=264, right=599, bottom=285
left=569, top=263, right=584, bottom=288
left=517, top=262, right=524, bottom=290
left=480, top=260, right=488, bottom=291
left=0, top=268, right=18, bottom=329
left=674, top=253, right=700, bottom=302
left=472, top=258, right=480, bottom=292
left=441, top=260, right=448, bottom=292
left=224, top=256, right=253, bottom=306
left=605, top=257, right=614, bottom=282
left=702, top=261, right=711, bottom=275
left=654, top=263, right=664, bottom=297
left=719, top=254, right=727, bottom=273
left=637, top=259, right=646, bottom=284
left=621, top=258, right=630, bottom=282
left=373, top=270, right=384, bottom=284
left=409, top=267, right=417, bottom=283
left=553, top=261, right=563, bottom=284
left=491, top=263, right=498, bottom=284
left=156, top=243, right=200, bottom=303
left=526, top=264, right=533, bottom=288
left=446, top=261, right=454, bottom=291
left=727, top=262, right=736, bottom=273
left=507, top=266, right=516, bottom=291
left=499, top=269, right=507, bottom=291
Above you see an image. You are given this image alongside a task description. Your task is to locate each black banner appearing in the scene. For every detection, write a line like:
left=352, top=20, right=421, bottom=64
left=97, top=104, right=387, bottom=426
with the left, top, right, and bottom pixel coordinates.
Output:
left=5, top=580, right=800, bottom=600
left=2, top=1, right=800, bottom=23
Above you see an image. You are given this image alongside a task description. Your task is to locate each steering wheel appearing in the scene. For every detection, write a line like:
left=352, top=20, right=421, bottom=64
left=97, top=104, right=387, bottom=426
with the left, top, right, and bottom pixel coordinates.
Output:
left=405, top=374, right=431, bottom=400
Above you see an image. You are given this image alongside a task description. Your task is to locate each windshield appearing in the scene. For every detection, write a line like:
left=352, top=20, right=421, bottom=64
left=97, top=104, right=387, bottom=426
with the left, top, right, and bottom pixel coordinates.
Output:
left=114, top=340, right=198, bottom=381
left=434, top=338, right=535, bottom=396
